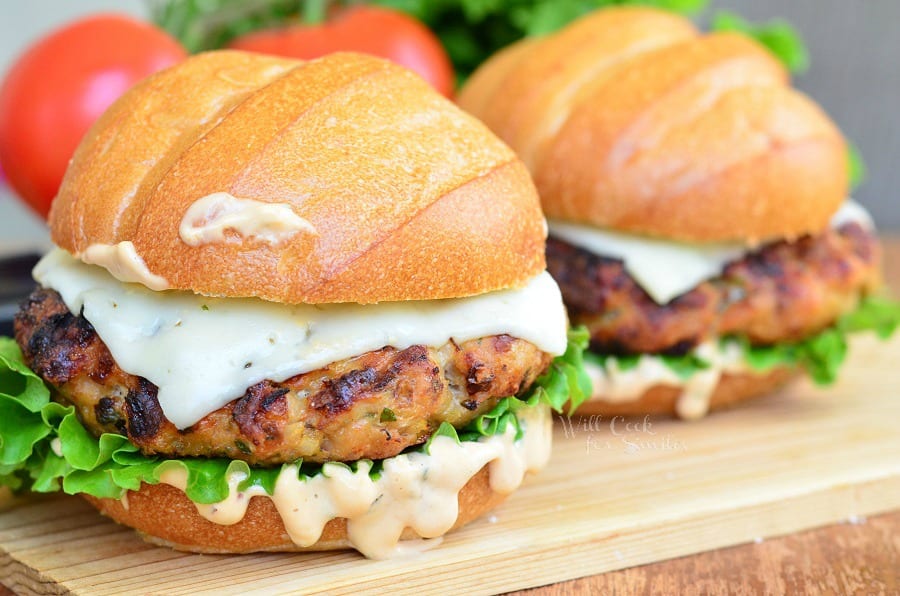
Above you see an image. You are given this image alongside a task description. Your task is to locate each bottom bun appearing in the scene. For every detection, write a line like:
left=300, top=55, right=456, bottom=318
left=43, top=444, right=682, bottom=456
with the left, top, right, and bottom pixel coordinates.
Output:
left=575, top=367, right=797, bottom=418
left=83, top=466, right=506, bottom=555
left=81, top=401, right=554, bottom=558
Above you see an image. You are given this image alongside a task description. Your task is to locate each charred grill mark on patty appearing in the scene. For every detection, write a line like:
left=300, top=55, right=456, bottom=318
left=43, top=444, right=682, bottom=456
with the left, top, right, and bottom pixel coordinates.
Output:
left=370, top=345, right=431, bottom=393
left=465, top=362, right=495, bottom=395
left=13, top=288, right=552, bottom=466
left=547, top=222, right=881, bottom=356
left=232, top=382, right=290, bottom=446
left=125, top=378, right=165, bottom=441
left=311, top=368, right=379, bottom=416
left=29, top=312, right=95, bottom=383
left=91, top=350, right=117, bottom=383
left=448, top=335, right=544, bottom=411
left=94, top=397, right=127, bottom=434
left=14, top=288, right=99, bottom=385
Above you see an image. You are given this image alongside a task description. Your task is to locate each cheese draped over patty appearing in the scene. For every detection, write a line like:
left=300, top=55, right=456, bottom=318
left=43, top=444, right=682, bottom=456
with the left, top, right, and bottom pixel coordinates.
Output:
left=35, top=249, right=568, bottom=428
left=549, top=200, right=874, bottom=305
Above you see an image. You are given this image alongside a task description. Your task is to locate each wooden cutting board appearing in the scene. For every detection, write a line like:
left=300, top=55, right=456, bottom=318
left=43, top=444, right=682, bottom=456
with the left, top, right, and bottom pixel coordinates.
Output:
left=1, top=333, right=898, bottom=595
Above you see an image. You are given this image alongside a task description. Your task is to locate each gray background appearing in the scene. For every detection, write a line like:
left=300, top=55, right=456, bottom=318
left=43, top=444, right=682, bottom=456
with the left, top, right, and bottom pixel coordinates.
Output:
left=708, top=0, right=900, bottom=230
left=0, top=0, right=897, bottom=245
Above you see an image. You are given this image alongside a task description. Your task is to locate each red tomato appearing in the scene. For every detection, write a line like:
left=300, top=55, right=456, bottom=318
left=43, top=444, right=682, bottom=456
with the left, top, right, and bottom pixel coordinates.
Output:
left=0, top=14, right=186, bottom=218
left=228, top=6, right=454, bottom=97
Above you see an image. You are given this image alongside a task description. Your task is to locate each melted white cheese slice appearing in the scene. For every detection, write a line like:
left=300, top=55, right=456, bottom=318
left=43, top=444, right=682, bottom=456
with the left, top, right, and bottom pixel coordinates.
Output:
left=548, top=200, right=874, bottom=305
left=35, top=249, right=567, bottom=429
left=549, top=222, right=745, bottom=304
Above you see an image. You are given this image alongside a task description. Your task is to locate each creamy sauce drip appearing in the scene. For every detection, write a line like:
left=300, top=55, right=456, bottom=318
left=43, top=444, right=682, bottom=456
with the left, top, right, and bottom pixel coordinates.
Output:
left=155, top=404, right=552, bottom=559
left=179, top=192, right=317, bottom=247
left=549, top=200, right=874, bottom=305
left=34, top=249, right=567, bottom=428
left=80, top=242, right=170, bottom=291
left=586, top=340, right=751, bottom=420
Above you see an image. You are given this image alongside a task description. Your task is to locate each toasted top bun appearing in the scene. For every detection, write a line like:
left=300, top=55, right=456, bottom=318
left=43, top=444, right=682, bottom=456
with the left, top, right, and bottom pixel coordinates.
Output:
left=457, top=7, right=848, bottom=243
left=50, top=51, right=546, bottom=304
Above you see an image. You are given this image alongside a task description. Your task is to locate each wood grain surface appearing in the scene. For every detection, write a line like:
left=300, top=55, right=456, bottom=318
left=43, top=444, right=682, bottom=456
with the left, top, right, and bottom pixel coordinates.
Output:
left=515, top=238, right=900, bottom=595
left=0, top=240, right=898, bottom=595
left=515, top=510, right=900, bottom=595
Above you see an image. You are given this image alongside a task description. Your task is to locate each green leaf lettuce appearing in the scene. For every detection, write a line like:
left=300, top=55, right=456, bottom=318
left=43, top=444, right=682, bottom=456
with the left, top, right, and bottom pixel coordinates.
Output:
left=710, top=10, right=809, bottom=74
left=0, top=329, right=589, bottom=503
left=587, top=295, right=900, bottom=387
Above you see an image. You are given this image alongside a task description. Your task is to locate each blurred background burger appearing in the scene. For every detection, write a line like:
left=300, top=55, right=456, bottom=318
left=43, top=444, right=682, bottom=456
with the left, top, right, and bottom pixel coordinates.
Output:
left=458, top=6, right=900, bottom=418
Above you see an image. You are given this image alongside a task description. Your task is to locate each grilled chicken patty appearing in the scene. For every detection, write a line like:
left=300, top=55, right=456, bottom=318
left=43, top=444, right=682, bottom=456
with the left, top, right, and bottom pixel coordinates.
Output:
left=14, top=288, right=552, bottom=465
left=547, top=222, right=881, bottom=355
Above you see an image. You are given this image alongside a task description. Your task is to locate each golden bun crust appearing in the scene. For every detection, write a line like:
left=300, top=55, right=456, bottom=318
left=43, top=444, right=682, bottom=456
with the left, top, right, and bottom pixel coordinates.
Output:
left=51, top=51, right=546, bottom=303
left=83, top=467, right=506, bottom=554
left=458, top=7, right=848, bottom=243
left=575, top=367, right=796, bottom=418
